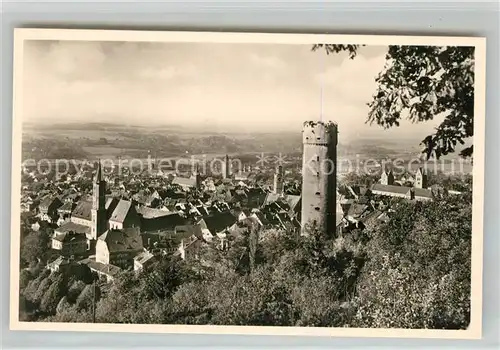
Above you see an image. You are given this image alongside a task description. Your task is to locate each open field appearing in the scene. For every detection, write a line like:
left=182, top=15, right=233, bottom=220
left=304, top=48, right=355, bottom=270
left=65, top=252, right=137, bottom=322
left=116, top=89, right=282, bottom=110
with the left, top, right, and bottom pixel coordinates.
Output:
left=21, top=122, right=473, bottom=177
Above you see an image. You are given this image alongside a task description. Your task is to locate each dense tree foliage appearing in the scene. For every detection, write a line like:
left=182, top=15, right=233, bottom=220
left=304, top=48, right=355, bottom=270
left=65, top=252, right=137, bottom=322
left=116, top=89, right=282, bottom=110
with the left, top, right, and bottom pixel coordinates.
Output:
left=19, top=193, right=471, bottom=329
left=312, top=44, right=475, bottom=159
left=20, top=231, right=51, bottom=267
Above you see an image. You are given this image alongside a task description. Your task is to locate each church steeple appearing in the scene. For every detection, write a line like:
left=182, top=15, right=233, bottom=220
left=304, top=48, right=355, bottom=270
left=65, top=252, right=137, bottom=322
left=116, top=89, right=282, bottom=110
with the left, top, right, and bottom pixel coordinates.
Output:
left=94, top=159, right=103, bottom=184
left=192, top=162, right=201, bottom=189
left=222, top=154, right=230, bottom=179
left=91, top=160, right=107, bottom=240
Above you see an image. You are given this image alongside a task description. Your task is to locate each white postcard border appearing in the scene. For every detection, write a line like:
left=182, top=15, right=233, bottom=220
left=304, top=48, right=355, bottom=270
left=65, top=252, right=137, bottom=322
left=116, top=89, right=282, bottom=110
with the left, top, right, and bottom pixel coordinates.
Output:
left=9, top=28, right=486, bottom=340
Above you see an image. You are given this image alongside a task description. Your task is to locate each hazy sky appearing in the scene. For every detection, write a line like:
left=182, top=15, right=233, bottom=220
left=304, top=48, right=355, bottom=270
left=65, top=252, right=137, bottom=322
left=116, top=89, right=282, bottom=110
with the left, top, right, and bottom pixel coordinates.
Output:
left=23, top=40, right=439, bottom=139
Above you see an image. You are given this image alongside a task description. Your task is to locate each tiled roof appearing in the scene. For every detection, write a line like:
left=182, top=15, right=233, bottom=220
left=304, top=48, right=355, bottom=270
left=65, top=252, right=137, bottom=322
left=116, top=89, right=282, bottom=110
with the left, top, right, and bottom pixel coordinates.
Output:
left=172, top=176, right=197, bottom=188
left=58, top=201, right=75, bottom=213
left=250, top=211, right=269, bottom=226
left=238, top=209, right=252, bottom=217
left=174, top=224, right=203, bottom=239
left=349, top=185, right=370, bottom=196
left=53, top=230, right=88, bottom=243
left=244, top=216, right=262, bottom=228
left=136, top=206, right=173, bottom=219
left=412, top=188, right=433, bottom=198
left=105, top=197, right=118, bottom=210
left=359, top=209, right=383, bottom=224
left=198, top=211, right=237, bottom=234
left=263, top=193, right=281, bottom=206
left=247, top=187, right=265, bottom=195
left=55, top=221, right=90, bottom=236
left=98, top=227, right=143, bottom=253
left=47, top=256, right=71, bottom=268
left=72, top=201, right=92, bottom=220
left=181, top=234, right=201, bottom=250
left=109, top=199, right=133, bottom=223
left=347, top=203, right=370, bottom=218
left=141, top=212, right=186, bottom=232
left=38, top=196, right=52, bottom=209
left=234, top=172, right=251, bottom=180
left=134, top=251, right=155, bottom=264
left=371, top=184, right=411, bottom=195
left=132, top=190, right=151, bottom=204
left=79, top=258, right=122, bottom=277
left=282, top=194, right=301, bottom=211
left=39, top=196, right=61, bottom=210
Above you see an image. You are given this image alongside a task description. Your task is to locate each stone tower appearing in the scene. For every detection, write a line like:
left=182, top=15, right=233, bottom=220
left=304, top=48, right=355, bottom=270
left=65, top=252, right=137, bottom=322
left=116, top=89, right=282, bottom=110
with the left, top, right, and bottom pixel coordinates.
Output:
left=273, top=165, right=284, bottom=195
left=91, top=160, right=107, bottom=240
left=415, top=167, right=428, bottom=189
left=300, top=121, right=338, bottom=236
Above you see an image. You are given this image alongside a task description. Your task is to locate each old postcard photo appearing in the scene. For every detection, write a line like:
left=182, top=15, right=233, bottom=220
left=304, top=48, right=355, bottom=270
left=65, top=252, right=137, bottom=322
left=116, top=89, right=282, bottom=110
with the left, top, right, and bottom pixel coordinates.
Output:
left=10, top=29, right=486, bottom=339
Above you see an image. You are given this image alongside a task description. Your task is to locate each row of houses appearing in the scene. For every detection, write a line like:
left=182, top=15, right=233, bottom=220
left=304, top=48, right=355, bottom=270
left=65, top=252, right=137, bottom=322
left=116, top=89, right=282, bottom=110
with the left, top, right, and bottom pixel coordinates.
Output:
left=33, top=161, right=302, bottom=280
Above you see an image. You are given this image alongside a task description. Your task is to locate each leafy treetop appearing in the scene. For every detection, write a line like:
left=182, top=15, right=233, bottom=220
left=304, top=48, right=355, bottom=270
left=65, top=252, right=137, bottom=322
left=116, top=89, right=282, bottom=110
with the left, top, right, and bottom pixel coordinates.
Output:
left=312, top=44, right=475, bottom=159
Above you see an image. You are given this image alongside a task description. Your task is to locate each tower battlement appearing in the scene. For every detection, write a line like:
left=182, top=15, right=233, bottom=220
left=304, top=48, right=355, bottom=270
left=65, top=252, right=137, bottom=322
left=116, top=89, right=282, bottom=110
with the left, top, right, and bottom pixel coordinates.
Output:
left=302, top=121, right=338, bottom=145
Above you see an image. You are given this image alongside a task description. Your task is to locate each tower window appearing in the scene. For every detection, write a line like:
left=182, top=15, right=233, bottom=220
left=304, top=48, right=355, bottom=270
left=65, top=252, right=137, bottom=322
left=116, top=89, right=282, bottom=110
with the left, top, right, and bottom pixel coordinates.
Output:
left=315, top=191, right=320, bottom=195
left=314, top=207, right=321, bottom=211
left=316, top=156, right=320, bottom=161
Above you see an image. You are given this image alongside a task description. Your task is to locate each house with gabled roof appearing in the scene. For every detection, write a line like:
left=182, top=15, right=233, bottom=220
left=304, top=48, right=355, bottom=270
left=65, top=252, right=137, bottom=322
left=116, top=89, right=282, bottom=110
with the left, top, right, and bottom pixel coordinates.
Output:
left=140, top=211, right=186, bottom=233
left=171, top=171, right=200, bottom=191
left=96, top=227, right=144, bottom=270
left=345, top=202, right=375, bottom=222
left=70, top=200, right=93, bottom=227
left=234, top=171, right=253, bottom=182
left=249, top=210, right=270, bottom=227
left=38, top=195, right=63, bottom=222
left=57, top=201, right=75, bottom=218
left=51, top=230, right=88, bottom=256
left=134, top=250, right=156, bottom=271
left=237, top=209, right=252, bottom=222
left=78, top=258, right=122, bottom=282
left=177, top=234, right=203, bottom=261
left=409, top=187, right=433, bottom=201
left=46, top=256, right=72, bottom=273
left=108, top=199, right=141, bottom=230
left=357, top=209, right=388, bottom=231
left=371, top=184, right=412, bottom=199
left=197, top=211, right=237, bottom=243
left=371, top=183, right=433, bottom=202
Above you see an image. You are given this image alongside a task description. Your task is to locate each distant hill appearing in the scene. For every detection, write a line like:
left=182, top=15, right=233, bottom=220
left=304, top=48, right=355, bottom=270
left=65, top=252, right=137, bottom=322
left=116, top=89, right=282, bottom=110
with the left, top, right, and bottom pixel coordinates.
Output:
left=22, top=121, right=466, bottom=161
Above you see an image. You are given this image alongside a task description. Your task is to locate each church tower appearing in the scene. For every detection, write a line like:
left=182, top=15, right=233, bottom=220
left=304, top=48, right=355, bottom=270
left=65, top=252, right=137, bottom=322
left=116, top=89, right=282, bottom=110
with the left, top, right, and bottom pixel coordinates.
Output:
left=300, top=121, right=338, bottom=236
left=273, top=165, right=284, bottom=195
left=192, top=163, right=201, bottom=189
left=381, top=169, right=395, bottom=185
left=91, top=160, right=107, bottom=240
left=222, top=154, right=230, bottom=179
left=415, top=167, right=428, bottom=189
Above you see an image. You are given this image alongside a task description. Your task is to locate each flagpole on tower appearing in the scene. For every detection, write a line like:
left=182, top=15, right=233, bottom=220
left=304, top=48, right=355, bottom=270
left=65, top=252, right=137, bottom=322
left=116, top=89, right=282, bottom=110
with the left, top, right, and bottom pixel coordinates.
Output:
left=320, top=86, right=323, bottom=122
left=320, top=47, right=326, bottom=123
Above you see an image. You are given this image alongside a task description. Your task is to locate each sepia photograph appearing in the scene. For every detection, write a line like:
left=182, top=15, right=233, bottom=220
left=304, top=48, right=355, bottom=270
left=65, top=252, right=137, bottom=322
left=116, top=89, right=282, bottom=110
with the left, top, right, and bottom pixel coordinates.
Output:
left=10, top=29, right=485, bottom=339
